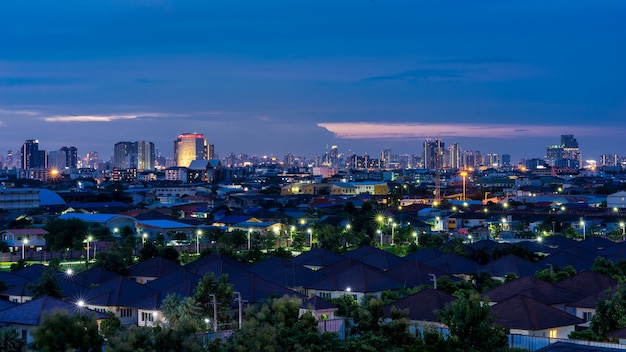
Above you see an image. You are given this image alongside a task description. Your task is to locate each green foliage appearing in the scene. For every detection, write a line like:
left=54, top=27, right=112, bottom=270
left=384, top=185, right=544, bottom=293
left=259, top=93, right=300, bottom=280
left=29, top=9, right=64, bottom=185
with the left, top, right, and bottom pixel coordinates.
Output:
left=161, top=294, right=202, bottom=328
left=33, top=310, right=104, bottom=352
left=9, top=259, right=27, bottom=272
left=591, top=256, right=624, bottom=279
left=228, top=296, right=340, bottom=352
left=438, top=294, right=509, bottom=352
left=534, top=265, right=577, bottom=283
left=471, top=272, right=503, bottom=293
left=94, top=243, right=133, bottom=275
left=0, top=327, right=24, bottom=352
left=44, top=217, right=89, bottom=251
left=26, top=267, right=63, bottom=299
left=194, top=273, right=235, bottom=327
left=107, top=321, right=204, bottom=352
left=587, top=283, right=626, bottom=340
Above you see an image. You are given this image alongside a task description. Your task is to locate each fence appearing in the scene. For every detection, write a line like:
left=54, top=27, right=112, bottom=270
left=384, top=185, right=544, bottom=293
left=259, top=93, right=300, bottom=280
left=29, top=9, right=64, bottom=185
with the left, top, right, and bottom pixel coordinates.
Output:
left=508, top=334, right=626, bottom=351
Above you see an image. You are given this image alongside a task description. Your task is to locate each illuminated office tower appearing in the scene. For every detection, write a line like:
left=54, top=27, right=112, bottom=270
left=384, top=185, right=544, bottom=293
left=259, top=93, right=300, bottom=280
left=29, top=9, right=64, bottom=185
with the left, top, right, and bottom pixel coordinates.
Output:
left=174, top=133, right=208, bottom=167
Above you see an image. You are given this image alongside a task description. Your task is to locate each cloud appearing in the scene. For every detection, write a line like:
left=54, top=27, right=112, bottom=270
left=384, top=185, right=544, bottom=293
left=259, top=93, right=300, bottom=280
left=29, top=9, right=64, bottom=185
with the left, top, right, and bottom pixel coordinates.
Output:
left=42, top=113, right=167, bottom=123
left=317, top=122, right=623, bottom=140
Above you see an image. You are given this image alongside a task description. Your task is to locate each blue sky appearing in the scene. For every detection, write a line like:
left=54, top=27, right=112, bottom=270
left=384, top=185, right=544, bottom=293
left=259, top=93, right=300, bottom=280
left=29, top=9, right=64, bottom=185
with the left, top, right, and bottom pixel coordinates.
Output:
left=1, top=1, right=625, bottom=164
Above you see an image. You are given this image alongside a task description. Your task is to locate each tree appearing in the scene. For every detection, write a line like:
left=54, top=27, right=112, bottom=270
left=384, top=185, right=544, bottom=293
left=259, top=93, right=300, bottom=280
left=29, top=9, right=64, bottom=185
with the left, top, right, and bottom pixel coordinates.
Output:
left=0, top=327, right=24, bottom=352
left=438, top=294, right=509, bottom=352
left=228, top=296, right=339, bottom=351
left=94, top=243, right=133, bottom=275
left=33, top=310, right=104, bottom=352
left=194, top=273, right=235, bottom=328
left=26, top=267, right=63, bottom=299
left=161, top=294, right=202, bottom=328
left=584, top=283, right=626, bottom=340
left=44, top=218, right=89, bottom=251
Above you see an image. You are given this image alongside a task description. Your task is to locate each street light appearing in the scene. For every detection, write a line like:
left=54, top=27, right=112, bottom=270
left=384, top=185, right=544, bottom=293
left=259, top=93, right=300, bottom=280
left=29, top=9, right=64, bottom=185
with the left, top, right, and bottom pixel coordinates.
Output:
left=580, top=220, right=586, bottom=240
left=620, top=222, right=625, bottom=242
left=412, top=231, right=418, bottom=245
left=307, top=228, right=313, bottom=248
left=22, top=238, right=28, bottom=260
left=142, top=233, right=148, bottom=246
left=196, top=230, right=202, bottom=255
left=460, top=171, right=468, bottom=201
left=391, top=222, right=397, bottom=245
left=377, top=229, right=383, bottom=247
left=86, top=235, right=92, bottom=267
left=247, top=228, right=252, bottom=250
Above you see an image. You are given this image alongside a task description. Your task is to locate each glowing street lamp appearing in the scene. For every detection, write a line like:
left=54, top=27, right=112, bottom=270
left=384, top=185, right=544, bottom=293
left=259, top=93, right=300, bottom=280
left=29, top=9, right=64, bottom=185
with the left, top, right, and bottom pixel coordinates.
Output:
left=412, top=231, right=418, bottom=245
left=22, top=238, right=28, bottom=260
left=460, top=171, right=468, bottom=201
left=391, top=222, right=397, bottom=245
left=247, top=228, right=252, bottom=250
left=307, top=228, right=313, bottom=248
left=196, top=230, right=202, bottom=255
left=377, top=229, right=383, bottom=247
left=580, top=220, right=586, bottom=240
left=86, top=235, right=92, bottom=266
left=142, top=233, right=148, bottom=246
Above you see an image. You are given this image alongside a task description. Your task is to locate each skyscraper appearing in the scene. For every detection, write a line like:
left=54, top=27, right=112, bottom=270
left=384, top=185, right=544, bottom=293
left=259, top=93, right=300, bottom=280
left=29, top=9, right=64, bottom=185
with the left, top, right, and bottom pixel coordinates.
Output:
left=423, top=139, right=444, bottom=170
left=21, top=140, right=44, bottom=170
left=381, top=148, right=391, bottom=169
left=174, top=133, right=208, bottom=167
left=136, top=140, right=155, bottom=171
left=114, top=142, right=136, bottom=169
left=448, top=143, right=462, bottom=170
left=59, top=146, right=78, bottom=169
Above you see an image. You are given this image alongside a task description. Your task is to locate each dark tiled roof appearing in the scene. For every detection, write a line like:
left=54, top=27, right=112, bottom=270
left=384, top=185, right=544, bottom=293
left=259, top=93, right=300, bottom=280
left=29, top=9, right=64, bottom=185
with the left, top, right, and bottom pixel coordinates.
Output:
left=308, top=262, right=402, bottom=293
left=292, top=248, right=344, bottom=268
left=184, top=254, right=251, bottom=280
left=230, top=273, right=305, bottom=304
left=127, top=257, right=182, bottom=278
left=0, top=295, right=109, bottom=326
left=82, top=276, right=156, bottom=307
left=403, top=247, right=446, bottom=263
left=73, top=267, right=121, bottom=287
left=538, top=251, right=596, bottom=273
left=248, top=257, right=326, bottom=287
left=479, top=254, right=541, bottom=278
left=301, top=295, right=337, bottom=311
left=383, top=288, right=456, bottom=322
left=556, top=271, right=618, bottom=298
left=483, top=276, right=582, bottom=306
left=343, top=245, right=406, bottom=271
left=424, top=253, right=481, bottom=275
left=385, top=260, right=457, bottom=288
left=492, top=295, right=585, bottom=331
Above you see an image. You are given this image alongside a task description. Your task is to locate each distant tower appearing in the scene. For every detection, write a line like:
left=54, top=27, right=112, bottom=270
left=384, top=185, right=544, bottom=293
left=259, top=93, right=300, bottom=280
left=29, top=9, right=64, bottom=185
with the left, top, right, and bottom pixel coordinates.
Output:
left=381, top=148, right=391, bottom=169
left=561, top=134, right=581, bottom=168
left=114, top=142, right=135, bottom=169
left=448, top=143, right=462, bottom=170
left=136, top=140, right=155, bottom=171
left=59, top=146, right=78, bottom=169
left=423, top=139, right=444, bottom=170
left=22, top=140, right=41, bottom=170
left=174, top=133, right=208, bottom=167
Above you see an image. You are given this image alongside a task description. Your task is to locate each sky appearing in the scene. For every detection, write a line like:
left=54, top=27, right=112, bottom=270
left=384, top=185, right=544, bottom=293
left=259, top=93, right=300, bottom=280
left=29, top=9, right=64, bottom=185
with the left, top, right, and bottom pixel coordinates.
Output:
left=1, top=0, right=625, bottom=164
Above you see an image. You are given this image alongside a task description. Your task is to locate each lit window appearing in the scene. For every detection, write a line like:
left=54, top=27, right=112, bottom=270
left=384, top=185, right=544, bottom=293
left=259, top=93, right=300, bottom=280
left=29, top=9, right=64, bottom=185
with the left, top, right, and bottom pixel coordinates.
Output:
left=549, top=330, right=557, bottom=338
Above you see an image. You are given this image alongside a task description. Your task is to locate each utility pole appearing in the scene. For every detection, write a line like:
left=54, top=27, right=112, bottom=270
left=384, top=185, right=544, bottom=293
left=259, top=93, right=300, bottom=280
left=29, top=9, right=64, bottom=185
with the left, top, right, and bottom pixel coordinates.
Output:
left=234, top=292, right=244, bottom=329
left=209, top=294, right=217, bottom=332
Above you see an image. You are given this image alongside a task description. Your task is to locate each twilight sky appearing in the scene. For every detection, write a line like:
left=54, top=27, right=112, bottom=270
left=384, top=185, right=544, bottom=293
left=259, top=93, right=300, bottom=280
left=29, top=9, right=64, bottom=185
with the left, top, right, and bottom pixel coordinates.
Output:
left=1, top=1, right=625, bottom=164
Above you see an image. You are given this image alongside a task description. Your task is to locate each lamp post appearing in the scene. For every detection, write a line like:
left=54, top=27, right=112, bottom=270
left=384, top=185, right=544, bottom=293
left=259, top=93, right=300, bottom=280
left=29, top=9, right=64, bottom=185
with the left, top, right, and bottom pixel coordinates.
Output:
left=620, top=222, right=625, bottom=242
left=412, top=231, right=418, bottom=245
left=290, top=226, right=295, bottom=246
left=247, top=228, right=252, bottom=250
left=460, top=171, right=468, bottom=201
left=307, top=228, right=313, bottom=248
left=196, top=230, right=202, bottom=255
left=377, top=229, right=383, bottom=247
left=391, top=222, right=397, bottom=245
left=86, top=235, right=92, bottom=267
left=22, top=238, right=28, bottom=260
left=580, top=220, right=586, bottom=240
left=142, top=233, right=147, bottom=246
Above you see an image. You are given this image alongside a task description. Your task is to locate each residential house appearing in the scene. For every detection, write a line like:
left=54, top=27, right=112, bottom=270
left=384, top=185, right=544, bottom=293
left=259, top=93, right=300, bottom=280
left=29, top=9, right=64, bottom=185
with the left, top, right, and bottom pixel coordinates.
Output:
left=0, top=228, right=48, bottom=253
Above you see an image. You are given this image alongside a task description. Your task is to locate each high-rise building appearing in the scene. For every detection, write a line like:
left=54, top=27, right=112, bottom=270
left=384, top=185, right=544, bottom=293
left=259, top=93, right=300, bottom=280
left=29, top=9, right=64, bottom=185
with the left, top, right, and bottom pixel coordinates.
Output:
left=501, top=154, right=511, bottom=167
left=174, top=133, right=208, bottom=167
left=136, top=140, right=155, bottom=171
left=546, top=135, right=581, bottom=169
left=600, top=154, right=619, bottom=167
left=423, top=139, right=444, bottom=170
left=381, top=148, right=391, bottom=169
left=448, top=143, right=462, bottom=170
left=114, top=142, right=136, bottom=169
left=21, top=140, right=44, bottom=170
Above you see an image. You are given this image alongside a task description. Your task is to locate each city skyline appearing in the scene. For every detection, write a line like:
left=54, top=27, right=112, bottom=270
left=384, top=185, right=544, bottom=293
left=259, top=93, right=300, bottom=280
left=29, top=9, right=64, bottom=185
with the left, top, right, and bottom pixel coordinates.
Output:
left=1, top=1, right=625, bottom=162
